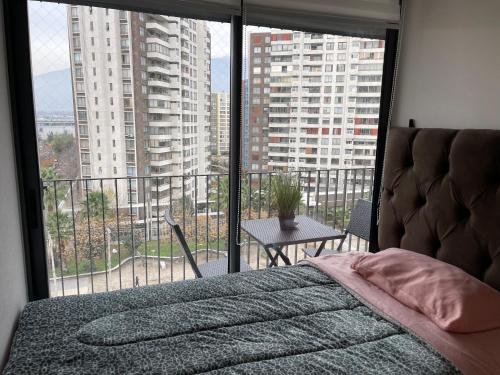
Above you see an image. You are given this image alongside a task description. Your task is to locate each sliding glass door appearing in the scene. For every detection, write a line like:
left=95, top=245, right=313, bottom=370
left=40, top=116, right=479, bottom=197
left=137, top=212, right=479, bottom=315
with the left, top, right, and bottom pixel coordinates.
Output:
left=7, top=0, right=398, bottom=299
left=240, top=24, right=385, bottom=267
left=28, top=1, right=231, bottom=296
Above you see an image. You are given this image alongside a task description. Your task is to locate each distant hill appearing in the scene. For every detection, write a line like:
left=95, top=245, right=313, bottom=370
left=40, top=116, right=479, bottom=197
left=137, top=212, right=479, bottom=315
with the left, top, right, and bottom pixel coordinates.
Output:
left=33, top=68, right=73, bottom=115
left=33, top=59, right=232, bottom=114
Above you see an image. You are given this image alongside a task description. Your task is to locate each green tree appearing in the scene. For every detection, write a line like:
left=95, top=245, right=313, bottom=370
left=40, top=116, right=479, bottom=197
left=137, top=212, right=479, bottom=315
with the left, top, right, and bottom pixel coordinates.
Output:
left=209, top=174, right=275, bottom=218
left=121, top=227, right=144, bottom=257
left=209, top=175, right=250, bottom=214
left=46, top=212, right=73, bottom=270
left=41, top=167, right=66, bottom=212
left=48, top=133, right=75, bottom=155
left=80, top=191, right=111, bottom=219
left=172, top=195, right=194, bottom=218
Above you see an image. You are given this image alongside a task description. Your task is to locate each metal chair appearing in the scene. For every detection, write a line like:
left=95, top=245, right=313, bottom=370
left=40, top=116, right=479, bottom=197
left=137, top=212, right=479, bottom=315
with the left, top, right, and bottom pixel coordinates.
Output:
left=164, top=209, right=252, bottom=278
left=303, top=199, right=372, bottom=257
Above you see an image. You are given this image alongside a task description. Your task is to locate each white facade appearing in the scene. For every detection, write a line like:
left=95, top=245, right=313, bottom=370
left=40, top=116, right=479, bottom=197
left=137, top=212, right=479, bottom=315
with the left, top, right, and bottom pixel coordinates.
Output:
left=210, top=92, right=230, bottom=156
left=265, top=32, right=383, bottom=172
left=69, top=6, right=138, bottom=206
left=68, top=6, right=211, bottom=209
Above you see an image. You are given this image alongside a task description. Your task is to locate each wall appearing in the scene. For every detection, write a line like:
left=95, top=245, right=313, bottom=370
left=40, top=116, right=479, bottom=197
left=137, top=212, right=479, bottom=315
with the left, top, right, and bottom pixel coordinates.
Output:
left=0, top=1, right=28, bottom=369
left=392, top=0, right=500, bottom=129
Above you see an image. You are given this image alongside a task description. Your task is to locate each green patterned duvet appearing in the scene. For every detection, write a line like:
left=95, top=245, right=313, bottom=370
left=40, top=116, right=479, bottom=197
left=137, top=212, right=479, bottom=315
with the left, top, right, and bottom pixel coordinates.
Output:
left=3, top=266, right=460, bottom=374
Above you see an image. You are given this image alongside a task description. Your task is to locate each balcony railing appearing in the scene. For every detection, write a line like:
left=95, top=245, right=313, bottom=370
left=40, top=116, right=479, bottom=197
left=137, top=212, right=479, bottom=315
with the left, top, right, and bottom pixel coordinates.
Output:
left=42, top=168, right=374, bottom=297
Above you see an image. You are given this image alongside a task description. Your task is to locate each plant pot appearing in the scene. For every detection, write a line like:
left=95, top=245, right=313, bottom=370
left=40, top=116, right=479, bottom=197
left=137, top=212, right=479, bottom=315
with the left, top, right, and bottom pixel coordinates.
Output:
left=278, top=215, right=297, bottom=230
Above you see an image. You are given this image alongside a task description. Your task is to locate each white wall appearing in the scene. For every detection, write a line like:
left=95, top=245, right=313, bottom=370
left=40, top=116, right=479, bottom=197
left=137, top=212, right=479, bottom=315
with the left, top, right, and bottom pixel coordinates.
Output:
left=0, top=2, right=28, bottom=369
left=392, top=0, right=500, bottom=129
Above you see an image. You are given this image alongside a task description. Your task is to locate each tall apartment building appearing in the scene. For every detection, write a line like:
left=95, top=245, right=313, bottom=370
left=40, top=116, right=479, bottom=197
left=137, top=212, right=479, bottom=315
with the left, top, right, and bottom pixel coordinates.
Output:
left=210, top=92, right=230, bottom=156
left=247, top=33, right=271, bottom=171
left=247, top=31, right=383, bottom=173
left=242, top=79, right=249, bottom=169
left=68, top=6, right=211, bottom=212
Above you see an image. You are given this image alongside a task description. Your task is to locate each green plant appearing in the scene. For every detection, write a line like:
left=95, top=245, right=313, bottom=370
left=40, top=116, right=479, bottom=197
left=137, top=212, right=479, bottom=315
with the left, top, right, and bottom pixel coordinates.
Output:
left=80, top=191, right=111, bottom=218
left=271, top=173, right=301, bottom=218
left=47, top=133, right=75, bottom=155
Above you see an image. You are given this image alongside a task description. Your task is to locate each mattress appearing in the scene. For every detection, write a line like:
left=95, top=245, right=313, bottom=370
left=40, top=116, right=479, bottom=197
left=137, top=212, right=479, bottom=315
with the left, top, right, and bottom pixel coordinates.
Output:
left=3, top=266, right=459, bottom=374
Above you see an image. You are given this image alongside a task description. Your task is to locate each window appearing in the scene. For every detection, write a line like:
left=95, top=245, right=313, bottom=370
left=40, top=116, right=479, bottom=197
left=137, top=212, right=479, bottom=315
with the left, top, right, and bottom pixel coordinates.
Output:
left=76, top=97, right=85, bottom=106
left=26, top=2, right=385, bottom=297
left=77, top=110, right=87, bottom=120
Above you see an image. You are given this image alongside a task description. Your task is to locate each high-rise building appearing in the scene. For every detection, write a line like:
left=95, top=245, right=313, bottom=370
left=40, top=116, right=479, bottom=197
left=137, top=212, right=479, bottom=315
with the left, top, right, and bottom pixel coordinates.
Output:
left=68, top=6, right=211, bottom=212
left=247, top=31, right=383, bottom=173
left=210, top=92, right=230, bottom=156
left=242, top=79, right=249, bottom=169
left=247, top=32, right=271, bottom=171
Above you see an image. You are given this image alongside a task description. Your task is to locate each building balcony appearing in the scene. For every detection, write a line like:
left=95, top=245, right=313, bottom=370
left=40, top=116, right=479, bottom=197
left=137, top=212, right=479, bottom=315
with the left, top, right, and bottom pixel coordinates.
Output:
left=147, top=64, right=179, bottom=76
left=42, top=168, right=374, bottom=297
left=146, top=22, right=177, bottom=36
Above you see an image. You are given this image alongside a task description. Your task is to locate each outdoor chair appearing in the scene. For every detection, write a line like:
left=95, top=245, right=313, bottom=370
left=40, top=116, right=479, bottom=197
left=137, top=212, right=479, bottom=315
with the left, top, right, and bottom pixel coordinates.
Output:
left=165, top=209, right=252, bottom=278
left=303, top=199, right=372, bottom=257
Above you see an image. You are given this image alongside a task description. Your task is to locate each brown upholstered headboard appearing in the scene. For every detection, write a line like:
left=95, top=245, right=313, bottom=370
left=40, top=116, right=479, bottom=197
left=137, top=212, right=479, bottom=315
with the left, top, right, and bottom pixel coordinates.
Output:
left=379, top=128, right=500, bottom=291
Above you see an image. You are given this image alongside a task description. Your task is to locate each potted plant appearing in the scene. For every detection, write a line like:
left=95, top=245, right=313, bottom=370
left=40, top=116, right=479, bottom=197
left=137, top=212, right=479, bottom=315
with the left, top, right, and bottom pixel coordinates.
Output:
left=272, top=173, right=302, bottom=230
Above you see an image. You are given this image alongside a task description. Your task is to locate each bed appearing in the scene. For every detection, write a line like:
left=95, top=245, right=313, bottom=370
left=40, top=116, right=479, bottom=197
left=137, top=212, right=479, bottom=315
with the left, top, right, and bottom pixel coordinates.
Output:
left=3, top=128, right=500, bottom=374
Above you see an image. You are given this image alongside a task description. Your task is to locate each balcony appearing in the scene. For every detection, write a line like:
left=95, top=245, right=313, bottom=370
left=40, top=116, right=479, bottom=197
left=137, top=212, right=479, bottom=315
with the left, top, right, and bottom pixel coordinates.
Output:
left=42, top=168, right=374, bottom=297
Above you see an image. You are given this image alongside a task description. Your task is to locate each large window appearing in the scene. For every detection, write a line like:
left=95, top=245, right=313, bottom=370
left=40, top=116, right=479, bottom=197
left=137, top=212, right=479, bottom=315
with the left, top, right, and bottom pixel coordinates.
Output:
left=29, top=1, right=230, bottom=296
left=20, top=0, right=392, bottom=298
left=240, top=26, right=384, bottom=266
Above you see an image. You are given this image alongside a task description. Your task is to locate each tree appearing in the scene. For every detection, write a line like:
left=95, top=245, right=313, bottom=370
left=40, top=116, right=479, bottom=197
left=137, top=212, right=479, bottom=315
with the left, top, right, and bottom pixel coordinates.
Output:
left=41, top=167, right=65, bottom=213
left=48, top=133, right=75, bottom=155
left=46, top=212, right=73, bottom=271
left=74, top=217, right=107, bottom=272
left=80, top=191, right=111, bottom=219
left=120, top=227, right=144, bottom=257
left=210, top=174, right=272, bottom=219
left=57, top=143, right=79, bottom=179
left=172, top=195, right=194, bottom=218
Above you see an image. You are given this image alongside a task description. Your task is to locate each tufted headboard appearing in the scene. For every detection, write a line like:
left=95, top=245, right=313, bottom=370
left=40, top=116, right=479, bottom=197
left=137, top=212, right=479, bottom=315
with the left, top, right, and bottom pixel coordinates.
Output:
left=379, top=128, right=500, bottom=291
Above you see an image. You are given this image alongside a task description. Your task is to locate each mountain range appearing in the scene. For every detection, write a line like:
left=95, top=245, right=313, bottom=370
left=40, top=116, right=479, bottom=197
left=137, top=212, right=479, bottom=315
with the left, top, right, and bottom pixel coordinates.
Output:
left=33, top=57, right=230, bottom=114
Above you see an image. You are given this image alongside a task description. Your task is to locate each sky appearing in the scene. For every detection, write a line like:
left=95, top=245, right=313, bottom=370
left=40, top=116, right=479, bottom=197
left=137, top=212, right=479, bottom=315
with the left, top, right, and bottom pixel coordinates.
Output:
left=27, top=1, right=232, bottom=76
left=28, top=2, right=70, bottom=76
left=26, top=1, right=275, bottom=109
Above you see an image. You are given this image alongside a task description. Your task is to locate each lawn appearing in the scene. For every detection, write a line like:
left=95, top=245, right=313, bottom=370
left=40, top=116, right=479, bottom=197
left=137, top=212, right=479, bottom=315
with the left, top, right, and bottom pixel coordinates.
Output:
left=52, top=238, right=227, bottom=277
left=137, top=238, right=225, bottom=258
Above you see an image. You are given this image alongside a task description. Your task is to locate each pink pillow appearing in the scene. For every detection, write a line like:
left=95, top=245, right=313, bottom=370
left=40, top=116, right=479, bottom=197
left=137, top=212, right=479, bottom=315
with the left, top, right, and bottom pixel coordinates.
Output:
left=350, top=248, right=500, bottom=333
